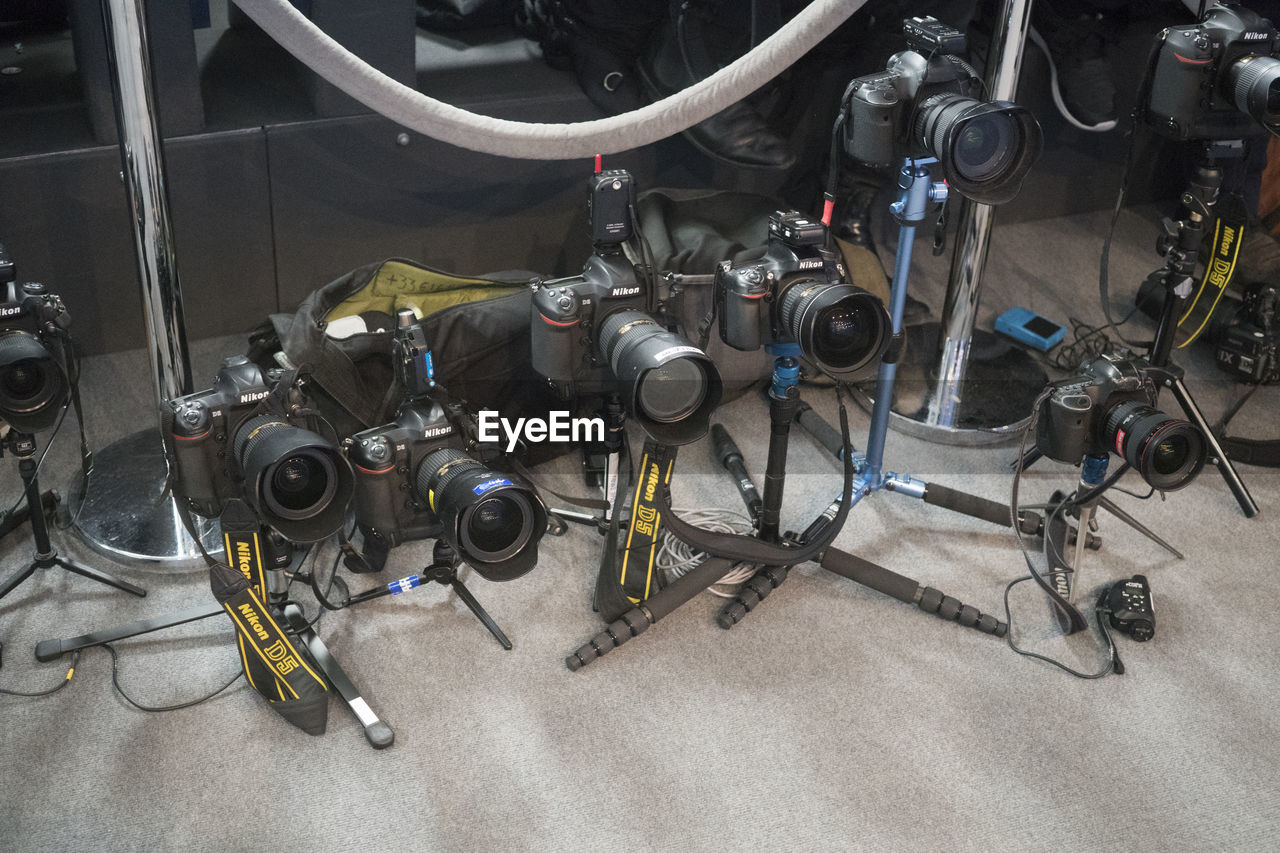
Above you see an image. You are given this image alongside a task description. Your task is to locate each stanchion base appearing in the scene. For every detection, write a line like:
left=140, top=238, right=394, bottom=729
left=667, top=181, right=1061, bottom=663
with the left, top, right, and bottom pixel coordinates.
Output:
left=69, top=429, right=222, bottom=563
left=858, top=323, right=1048, bottom=446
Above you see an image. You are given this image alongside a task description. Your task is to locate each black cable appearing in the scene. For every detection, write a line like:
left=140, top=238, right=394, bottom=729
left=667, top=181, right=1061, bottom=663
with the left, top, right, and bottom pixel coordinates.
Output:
left=0, top=651, right=81, bottom=697
left=102, top=643, right=243, bottom=713
left=1002, top=578, right=1119, bottom=679
left=1041, top=310, right=1140, bottom=373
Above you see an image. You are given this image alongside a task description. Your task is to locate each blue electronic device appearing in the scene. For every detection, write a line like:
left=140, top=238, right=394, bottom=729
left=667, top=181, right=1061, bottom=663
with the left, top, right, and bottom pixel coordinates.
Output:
left=995, top=307, right=1066, bottom=352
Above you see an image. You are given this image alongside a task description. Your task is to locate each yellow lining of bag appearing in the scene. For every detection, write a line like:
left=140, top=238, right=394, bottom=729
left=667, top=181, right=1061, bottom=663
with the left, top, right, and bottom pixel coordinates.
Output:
left=325, top=260, right=524, bottom=323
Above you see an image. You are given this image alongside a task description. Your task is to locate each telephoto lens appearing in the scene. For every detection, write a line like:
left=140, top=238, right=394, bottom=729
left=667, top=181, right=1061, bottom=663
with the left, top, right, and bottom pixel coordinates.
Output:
left=1102, top=402, right=1207, bottom=491
left=598, top=311, right=723, bottom=445
left=912, top=95, right=1042, bottom=204
left=232, top=415, right=354, bottom=542
left=777, top=279, right=890, bottom=377
left=0, top=331, right=67, bottom=433
left=417, top=449, right=547, bottom=581
left=1229, top=55, right=1280, bottom=131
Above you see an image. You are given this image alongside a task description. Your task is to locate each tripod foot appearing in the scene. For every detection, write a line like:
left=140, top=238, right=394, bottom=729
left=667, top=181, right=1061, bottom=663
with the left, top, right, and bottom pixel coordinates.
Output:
left=566, top=607, right=652, bottom=671
left=57, top=557, right=146, bottom=597
left=364, top=720, right=395, bottom=749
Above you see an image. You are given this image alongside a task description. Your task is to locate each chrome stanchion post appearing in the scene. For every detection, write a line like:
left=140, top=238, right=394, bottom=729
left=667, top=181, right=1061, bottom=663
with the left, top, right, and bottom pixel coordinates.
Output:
left=70, top=0, right=221, bottom=562
left=892, top=0, right=1048, bottom=445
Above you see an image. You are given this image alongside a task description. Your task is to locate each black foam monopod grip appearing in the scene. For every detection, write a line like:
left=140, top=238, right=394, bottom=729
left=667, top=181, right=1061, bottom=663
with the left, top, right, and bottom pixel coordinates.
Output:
left=923, top=483, right=1039, bottom=534
left=819, top=548, right=1006, bottom=636
left=795, top=403, right=844, bottom=459
left=819, top=547, right=920, bottom=603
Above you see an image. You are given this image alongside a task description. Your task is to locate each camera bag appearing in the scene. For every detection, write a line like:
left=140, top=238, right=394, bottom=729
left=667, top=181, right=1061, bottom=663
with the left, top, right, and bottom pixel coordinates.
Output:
left=247, top=258, right=581, bottom=464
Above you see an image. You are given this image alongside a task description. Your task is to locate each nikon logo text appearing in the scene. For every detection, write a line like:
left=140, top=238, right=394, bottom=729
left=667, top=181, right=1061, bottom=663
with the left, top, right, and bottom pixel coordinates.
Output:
left=642, top=462, right=660, bottom=503
left=477, top=410, right=604, bottom=452
left=235, top=541, right=253, bottom=580
left=237, top=602, right=270, bottom=641
left=0, top=305, right=21, bottom=318
left=236, top=390, right=270, bottom=404
left=423, top=425, right=452, bottom=439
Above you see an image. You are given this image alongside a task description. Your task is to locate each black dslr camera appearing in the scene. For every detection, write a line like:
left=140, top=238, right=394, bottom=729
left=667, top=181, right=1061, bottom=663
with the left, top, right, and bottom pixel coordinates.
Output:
left=1146, top=3, right=1280, bottom=140
left=169, top=355, right=353, bottom=542
left=1137, top=274, right=1279, bottom=384
left=716, top=211, right=890, bottom=377
left=1210, top=281, right=1279, bottom=383
left=348, top=309, right=547, bottom=581
left=530, top=169, right=722, bottom=445
left=0, top=245, right=72, bottom=434
left=842, top=16, right=1042, bottom=204
left=1036, top=354, right=1207, bottom=491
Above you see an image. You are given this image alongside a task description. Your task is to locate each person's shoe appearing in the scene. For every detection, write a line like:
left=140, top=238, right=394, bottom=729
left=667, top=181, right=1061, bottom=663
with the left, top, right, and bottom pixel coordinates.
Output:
left=637, top=18, right=796, bottom=170
left=1029, top=2, right=1117, bottom=132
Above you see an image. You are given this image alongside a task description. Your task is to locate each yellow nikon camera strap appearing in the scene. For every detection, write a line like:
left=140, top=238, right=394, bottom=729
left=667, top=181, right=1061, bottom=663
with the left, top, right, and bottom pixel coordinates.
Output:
left=618, top=444, right=675, bottom=605
left=1178, top=198, right=1245, bottom=349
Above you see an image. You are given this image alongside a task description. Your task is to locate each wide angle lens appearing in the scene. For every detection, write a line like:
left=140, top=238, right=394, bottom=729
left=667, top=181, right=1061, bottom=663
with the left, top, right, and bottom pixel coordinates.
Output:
left=233, top=415, right=353, bottom=541
left=913, top=94, right=1043, bottom=205
left=1102, top=401, right=1207, bottom=491
left=778, top=279, right=889, bottom=377
left=417, top=448, right=546, bottom=581
left=1229, top=55, right=1280, bottom=132
left=0, top=331, right=67, bottom=433
left=598, top=310, right=723, bottom=445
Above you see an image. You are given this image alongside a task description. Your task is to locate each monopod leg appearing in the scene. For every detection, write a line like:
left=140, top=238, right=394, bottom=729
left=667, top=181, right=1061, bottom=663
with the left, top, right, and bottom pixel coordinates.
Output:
left=566, top=557, right=736, bottom=671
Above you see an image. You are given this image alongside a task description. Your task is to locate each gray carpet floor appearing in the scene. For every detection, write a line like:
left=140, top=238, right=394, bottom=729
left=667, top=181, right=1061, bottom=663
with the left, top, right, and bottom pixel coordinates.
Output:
left=1, top=205, right=1278, bottom=851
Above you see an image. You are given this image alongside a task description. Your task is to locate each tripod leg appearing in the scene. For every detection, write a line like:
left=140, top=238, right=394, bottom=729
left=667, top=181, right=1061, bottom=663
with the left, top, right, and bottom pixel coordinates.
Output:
left=280, top=604, right=394, bottom=750
left=34, top=604, right=223, bottom=661
left=1169, top=377, right=1260, bottom=518
left=0, top=563, right=38, bottom=601
left=568, top=557, right=735, bottom=671
left=55, top=557, right=146, bottom=597
left=449, top=580, right=512, bottom=650
left=819, top=547, right=1006, bottom=636
left=1095, top=497, right=1183, bottom=559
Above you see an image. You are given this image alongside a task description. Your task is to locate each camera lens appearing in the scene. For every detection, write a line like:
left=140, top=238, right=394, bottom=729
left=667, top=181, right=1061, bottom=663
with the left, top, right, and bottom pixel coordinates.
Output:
left=598, top=310, right=723, bottom=445
left=913, top=94, right=1043, bottom=205
left=1102, top=402, right=1207, bottom=491
left=417, top=448, right=547, bottom=581
left=233, top=415, right=353, bottom=542
left=778, top=279, right=889, bottom=377
left=951, top=112, right=1015, bottom=182
left=271, top=455, right=329, bottom=514
left=635, top=358, right=707, bottom=423
left=0, top=331, right=67, bottom=433
left=1229, top=55, right=1280, bottom=131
